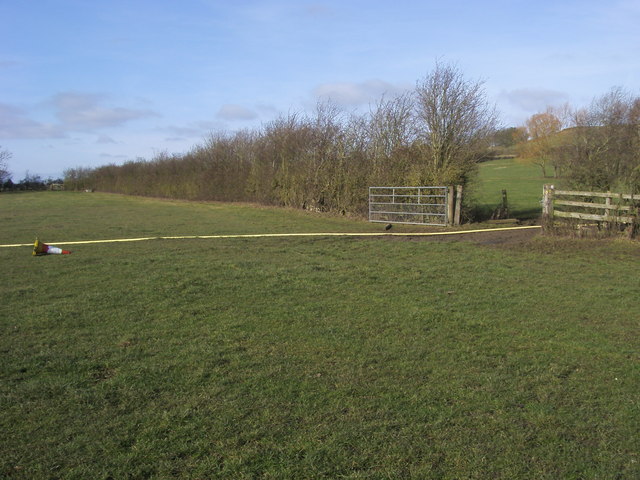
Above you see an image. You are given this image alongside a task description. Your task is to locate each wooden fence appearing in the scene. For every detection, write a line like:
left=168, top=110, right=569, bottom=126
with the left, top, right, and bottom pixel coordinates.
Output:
left=542, top=184, right=639, bottom=237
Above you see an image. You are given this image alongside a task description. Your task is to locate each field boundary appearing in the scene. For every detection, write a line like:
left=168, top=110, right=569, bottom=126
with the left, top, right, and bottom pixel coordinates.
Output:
left=0, top=225, right=541, bottom=248
left=542, top=184, right=639, bottom=238
left=543, top=184, right=638, bottom=225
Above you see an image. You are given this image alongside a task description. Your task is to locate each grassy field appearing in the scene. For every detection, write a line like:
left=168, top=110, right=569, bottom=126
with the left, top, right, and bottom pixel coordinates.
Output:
left=472, top=157, right=554, bottom=219
left=1, top=192, right=639, bottom=479
left=0, top=191, right=390, bottom=246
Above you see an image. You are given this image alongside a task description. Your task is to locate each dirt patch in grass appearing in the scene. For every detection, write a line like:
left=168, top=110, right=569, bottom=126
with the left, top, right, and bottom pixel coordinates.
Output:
left=391, top=226, right=541, bottom=246
left=390, top=226, right=640, bottom=259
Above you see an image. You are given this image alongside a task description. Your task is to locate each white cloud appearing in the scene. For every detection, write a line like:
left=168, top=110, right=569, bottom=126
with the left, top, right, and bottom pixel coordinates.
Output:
left=0, top=60, right=21, bottom=69
left=312, top=79, right=411, bottom=107
left=500, top=88, right=570, bottom=113
left=158, top=120, right=226, bottom=140
left=50, top=92, right=159, bottom=129
left=0, top=93, right=160, bottom=139
left=216, top=104, right=258, bottom=121
left=0, top=102, right=66, bottom=139
left=96, top=134, right=117, bottom=144
left=303, top=4, right=333, bottom=18
left=256, top=103, right=278, bottom=115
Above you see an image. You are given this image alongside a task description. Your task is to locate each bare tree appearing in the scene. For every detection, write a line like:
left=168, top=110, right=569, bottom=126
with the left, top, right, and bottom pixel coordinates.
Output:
left=56, top=65, right=504, bottom=215
left=564, top=88, right=640, bottom=191
left=366, top=93, right=417, bottom=184
left=414, top=62, right=498, bottom=185
left=0, top=146, right=11, bottom=184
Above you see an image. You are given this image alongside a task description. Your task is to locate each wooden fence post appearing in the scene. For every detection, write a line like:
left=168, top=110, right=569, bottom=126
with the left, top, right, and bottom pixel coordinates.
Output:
left=604, top=192, right=612, bottom=231
left=447, top=187, right=455, bottom=226
left=501, top=189, right=508, bottom=217
left=628, top=215, right=638, bottom=239
left=454, top=185, right=463, bottom=226
left=542, top=184, right=555, bottom=233
left=491, top=189, right=509, bottom=220
left=629, top=195, right=638, bottom=239
left=633, top=193, right=639, bottom=239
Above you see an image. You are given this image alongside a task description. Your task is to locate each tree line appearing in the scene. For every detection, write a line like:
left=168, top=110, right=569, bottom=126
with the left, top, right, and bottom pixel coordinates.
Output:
left=64, top=63, right=498, bottom=216
left=62, top=64, right=640, bottom=215
left=0, top=148, right=64, bottom=192
left=517, top=88, right=640, bottom=192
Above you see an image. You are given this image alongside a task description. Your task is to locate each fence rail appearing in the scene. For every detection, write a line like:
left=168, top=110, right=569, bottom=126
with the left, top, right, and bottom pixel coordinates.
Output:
left=369, top=186, right=462, bottom=226
left=542, top=184, right=639, bottom=237
left=553, top=190, right=637, bottom=200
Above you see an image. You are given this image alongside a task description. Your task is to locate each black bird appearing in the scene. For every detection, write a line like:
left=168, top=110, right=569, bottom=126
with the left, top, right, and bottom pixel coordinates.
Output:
left=385, top=224, right=393, bottom=231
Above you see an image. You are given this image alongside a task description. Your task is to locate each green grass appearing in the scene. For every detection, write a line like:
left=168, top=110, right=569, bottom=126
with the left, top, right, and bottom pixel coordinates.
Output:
left=473, top=157, right=555, bottom=219
left=1, top=192, right=639, bottom=479
left=0, top=191, right=391, bottom=246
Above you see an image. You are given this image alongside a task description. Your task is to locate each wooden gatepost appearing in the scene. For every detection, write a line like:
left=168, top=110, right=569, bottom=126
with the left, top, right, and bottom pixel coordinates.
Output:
left=541, top=184, right=555, bottom=234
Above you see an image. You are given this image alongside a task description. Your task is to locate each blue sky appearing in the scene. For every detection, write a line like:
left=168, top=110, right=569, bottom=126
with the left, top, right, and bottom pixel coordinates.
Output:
left=1, top=0, right=639, bottom=179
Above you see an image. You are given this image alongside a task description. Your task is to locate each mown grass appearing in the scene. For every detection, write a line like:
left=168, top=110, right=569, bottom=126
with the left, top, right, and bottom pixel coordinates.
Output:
left=473, top=157, right=556, bottom=219
left=1, top=192, right=639, bottom=479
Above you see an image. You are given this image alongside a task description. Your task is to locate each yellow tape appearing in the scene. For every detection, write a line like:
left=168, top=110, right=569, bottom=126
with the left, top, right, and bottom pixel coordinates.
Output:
left=0, top=226, right=541, bottom=248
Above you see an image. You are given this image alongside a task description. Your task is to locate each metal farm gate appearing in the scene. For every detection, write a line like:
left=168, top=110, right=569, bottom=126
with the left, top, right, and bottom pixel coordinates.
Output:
left=369, top=186, right=451, bottom=226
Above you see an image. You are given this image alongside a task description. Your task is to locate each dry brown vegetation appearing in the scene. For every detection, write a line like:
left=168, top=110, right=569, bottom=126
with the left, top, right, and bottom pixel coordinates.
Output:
left=519, top=88, right=640, bottom=192
left=64, top=63, right=497, bottom=216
